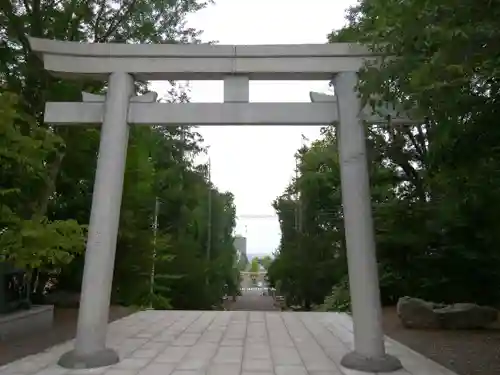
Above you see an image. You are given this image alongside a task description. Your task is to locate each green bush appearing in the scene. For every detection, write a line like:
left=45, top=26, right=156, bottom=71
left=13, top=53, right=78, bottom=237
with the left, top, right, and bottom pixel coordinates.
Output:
left=317, top=278, right=351, bottom=313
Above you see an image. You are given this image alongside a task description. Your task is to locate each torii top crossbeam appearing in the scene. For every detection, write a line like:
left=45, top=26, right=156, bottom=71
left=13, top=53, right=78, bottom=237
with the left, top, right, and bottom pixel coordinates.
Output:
left=29, top=37, right=377, bottom=80
left=29, top=38, right=413, bottom=126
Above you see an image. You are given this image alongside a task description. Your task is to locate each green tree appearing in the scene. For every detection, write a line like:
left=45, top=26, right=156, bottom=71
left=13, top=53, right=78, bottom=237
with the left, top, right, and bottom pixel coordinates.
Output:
left=250, top=258, right=260, bottom=273
left=259, top=255, right=273, bottom=270
left=272, top=0, right=500, bottom=310
left=1, top=0, right=241, bottom=311
left=0, top=92, right=85, bottom=288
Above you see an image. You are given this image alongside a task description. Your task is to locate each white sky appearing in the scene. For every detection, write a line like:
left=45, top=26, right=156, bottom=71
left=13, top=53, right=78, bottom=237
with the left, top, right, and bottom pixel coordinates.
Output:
left=151, top=0, right=357, bottom=255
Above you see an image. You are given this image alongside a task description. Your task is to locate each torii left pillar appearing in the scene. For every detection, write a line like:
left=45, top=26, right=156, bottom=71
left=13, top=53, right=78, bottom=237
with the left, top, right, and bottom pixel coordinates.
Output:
left=59, top=72, right=134, bottom=369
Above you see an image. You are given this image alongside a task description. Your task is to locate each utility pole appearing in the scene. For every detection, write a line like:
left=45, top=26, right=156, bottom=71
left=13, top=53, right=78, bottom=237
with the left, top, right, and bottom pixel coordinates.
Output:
left=150, top=196, right=160, bottom=308
left=206, top=158, right=212, bottom=284
left=180, top=125, right=186, bottom=163
left=207, top=157, right=212, bottom=261
left=298, top=134, right=307, bottom=234
left=294, top=154, right=300, bottom=232
left=295, top=134, right=307, bottom=234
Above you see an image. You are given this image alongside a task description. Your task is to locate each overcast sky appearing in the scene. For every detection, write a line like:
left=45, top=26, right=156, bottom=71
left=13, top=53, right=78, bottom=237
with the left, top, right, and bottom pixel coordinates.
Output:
left=151, top=0, right=357, bottom=255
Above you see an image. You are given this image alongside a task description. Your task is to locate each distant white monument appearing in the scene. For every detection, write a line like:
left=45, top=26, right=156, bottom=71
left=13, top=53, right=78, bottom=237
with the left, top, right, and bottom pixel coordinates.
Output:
left=233, top=235, right=247, bottom=263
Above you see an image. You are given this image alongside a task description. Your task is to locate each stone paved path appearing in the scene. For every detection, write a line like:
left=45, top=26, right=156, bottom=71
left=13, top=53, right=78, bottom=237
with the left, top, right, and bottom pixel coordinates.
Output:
left=0, top=310, right=458, bottom=375
left=230, top=290, right=278, bottom=311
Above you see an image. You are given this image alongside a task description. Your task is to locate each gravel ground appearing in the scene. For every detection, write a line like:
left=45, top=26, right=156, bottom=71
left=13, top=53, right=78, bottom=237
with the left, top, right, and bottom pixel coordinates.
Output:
left=382, top=306, right=500, bottom=375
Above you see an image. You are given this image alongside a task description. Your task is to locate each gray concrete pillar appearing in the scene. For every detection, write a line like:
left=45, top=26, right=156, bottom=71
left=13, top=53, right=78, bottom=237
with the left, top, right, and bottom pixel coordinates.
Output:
left=58, top=72, right=134, bottom=369
left=333, top=71, right=402, bottom=373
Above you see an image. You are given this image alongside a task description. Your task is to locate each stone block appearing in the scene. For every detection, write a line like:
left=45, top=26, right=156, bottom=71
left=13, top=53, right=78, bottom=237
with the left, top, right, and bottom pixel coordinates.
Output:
left=0, top=305, right=53, bottom=341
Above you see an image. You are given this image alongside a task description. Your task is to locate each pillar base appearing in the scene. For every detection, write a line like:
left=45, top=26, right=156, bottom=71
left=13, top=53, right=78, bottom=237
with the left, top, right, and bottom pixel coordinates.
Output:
left=58, top=348, right=119, bottom=369
left=340, top=351, right=403, bottom=373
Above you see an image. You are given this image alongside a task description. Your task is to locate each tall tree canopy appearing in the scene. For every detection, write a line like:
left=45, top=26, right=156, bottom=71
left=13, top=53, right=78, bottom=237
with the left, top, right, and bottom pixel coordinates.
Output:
left=1, top=0, right=240, bottom=310
left=268, top=0, right=500, bottom=311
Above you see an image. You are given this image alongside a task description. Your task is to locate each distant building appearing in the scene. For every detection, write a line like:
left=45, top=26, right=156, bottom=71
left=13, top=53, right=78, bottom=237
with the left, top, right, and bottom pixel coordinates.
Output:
left=233, top=235, right=247, bottom=264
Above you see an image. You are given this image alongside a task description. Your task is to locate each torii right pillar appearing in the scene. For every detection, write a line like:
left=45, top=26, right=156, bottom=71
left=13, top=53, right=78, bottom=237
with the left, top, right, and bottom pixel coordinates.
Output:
left=333, top=71, right=403, bottom=373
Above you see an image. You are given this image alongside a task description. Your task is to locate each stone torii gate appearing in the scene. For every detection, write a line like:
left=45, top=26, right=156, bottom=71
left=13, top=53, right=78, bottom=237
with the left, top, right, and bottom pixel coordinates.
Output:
left=29, top=37, right=416, bottom=373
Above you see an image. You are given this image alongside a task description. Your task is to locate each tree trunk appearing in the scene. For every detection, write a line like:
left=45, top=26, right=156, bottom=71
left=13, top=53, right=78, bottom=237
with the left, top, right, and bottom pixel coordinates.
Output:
left=34, top=151, right=65, bottom=218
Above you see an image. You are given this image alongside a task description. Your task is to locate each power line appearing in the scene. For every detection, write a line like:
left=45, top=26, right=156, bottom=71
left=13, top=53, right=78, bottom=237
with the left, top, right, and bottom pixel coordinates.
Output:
left=237, top=211, right=341, bottom=219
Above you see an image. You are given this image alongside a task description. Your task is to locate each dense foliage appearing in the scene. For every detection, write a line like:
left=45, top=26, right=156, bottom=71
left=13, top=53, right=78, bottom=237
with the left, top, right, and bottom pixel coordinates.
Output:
left=1, top=0, right=239, bottom=310
left=250, top=258, right=260, bottom=273
left=257, top=255, right=272, bottom=270
left=268, top=0, right=500, bottom=311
